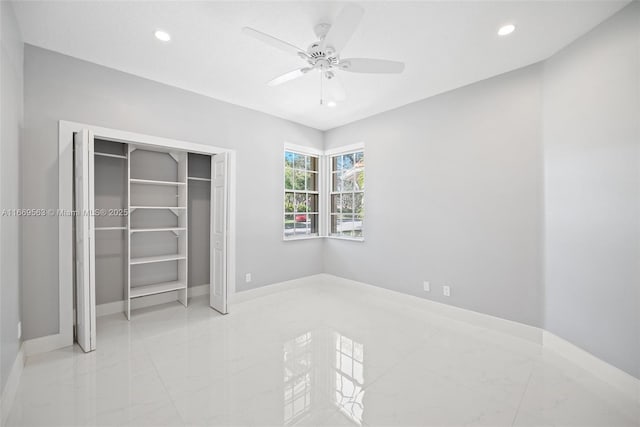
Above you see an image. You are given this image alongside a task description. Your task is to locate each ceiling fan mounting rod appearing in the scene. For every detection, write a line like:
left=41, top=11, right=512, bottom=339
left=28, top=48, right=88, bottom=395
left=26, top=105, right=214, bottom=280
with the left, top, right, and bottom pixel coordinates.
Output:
left=314, top=23, right=331, bottom=40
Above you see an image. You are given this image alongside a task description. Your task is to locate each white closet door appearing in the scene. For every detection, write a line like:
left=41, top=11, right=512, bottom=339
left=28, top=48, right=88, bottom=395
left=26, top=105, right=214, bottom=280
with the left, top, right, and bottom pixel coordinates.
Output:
left=74, top=130, right=96, bottom=352
left=210, top=152, right=228, bottom=314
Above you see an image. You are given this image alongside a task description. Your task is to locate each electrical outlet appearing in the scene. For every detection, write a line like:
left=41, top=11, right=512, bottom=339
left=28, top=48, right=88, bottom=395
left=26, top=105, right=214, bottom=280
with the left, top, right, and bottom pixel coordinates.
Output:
left=245, top=273, right=252, bottom=283
left=17, top=322, right=21, bottom=340
left=423, top=281, right=430, bottom=292
left=443, top=285, right=451, bottom=297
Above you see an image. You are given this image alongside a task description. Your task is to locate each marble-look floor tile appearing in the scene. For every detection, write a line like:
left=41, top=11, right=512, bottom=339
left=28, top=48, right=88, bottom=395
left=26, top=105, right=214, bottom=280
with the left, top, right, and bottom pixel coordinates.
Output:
left=364, top=370, right=518, bottom=426
left=6, top=279, right=638, bottom=426
left=514, top=361, right=639, bottom=427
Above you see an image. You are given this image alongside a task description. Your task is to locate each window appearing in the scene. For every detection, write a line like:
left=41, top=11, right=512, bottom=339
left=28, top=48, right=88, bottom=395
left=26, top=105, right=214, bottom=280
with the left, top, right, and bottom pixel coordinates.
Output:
left=330, top=150, right=364, bottom=238
left=283, top=144, right=364, bottom=240
left=284, top=150, right=319, bottom=238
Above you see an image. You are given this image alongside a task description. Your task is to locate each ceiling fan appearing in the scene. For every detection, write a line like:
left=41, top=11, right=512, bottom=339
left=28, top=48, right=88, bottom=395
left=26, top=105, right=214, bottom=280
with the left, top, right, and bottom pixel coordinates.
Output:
left=242, top=3, right=405, bottom=105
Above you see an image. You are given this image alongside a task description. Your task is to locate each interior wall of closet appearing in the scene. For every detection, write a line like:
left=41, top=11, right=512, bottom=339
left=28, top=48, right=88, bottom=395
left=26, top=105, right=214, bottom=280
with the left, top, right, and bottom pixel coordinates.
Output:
left=93, top=140, right=127, bottom=307
left=187, top=154, right=212, bottom=290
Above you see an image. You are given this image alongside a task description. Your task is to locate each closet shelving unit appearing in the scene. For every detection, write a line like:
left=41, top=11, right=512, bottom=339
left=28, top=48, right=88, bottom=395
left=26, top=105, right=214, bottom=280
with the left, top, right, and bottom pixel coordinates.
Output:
left=126, top=146, right=189, bottom=319
left=72, top=126, right=230, bottom=353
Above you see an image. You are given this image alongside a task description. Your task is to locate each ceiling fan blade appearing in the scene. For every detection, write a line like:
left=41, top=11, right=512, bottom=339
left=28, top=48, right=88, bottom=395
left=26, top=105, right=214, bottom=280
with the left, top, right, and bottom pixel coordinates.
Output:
left=339, top=58, right=405, bottom=74
left=321, top=3, right=364, bottom=55
left=268, top=68, right=311, bottom=87
left=242, top=27, right=308, bottom=58
left=324, top=74, right=346, bottom=102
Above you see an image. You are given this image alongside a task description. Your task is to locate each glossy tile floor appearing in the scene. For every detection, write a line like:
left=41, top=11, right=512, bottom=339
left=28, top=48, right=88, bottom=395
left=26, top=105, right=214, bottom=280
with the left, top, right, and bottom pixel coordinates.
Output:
left=7, top=280, right=640, bottom=426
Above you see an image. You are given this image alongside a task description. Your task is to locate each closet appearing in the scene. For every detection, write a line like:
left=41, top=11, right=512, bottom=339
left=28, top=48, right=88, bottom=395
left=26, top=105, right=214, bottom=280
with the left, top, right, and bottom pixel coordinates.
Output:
left=73, top=129, right=229, bottom=352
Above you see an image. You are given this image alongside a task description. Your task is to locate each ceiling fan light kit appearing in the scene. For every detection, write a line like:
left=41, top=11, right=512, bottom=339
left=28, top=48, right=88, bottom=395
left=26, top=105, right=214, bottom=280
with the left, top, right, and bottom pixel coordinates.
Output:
left=242, top=3, right=405, bottom=105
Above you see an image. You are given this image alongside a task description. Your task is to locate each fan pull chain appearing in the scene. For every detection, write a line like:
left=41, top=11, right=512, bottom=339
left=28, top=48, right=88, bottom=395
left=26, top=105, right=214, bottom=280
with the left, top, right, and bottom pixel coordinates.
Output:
left=319, top=70, right=324, bottom=106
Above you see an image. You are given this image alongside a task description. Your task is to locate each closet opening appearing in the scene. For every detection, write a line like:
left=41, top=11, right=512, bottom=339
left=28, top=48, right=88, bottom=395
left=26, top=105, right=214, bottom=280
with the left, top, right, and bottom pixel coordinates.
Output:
left=69, top=125, right=232, bottom=353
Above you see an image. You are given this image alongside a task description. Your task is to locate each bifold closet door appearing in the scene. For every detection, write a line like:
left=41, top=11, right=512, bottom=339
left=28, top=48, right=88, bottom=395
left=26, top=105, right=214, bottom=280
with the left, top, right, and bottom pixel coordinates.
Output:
left=210, top=152, right=228, bottom=314
left=74, top=130, right=96, bottom=352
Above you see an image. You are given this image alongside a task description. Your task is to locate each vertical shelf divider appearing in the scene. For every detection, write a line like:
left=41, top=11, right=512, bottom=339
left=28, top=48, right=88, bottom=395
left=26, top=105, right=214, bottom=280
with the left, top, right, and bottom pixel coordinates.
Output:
left=177, top=152, right=189, bottom=307
left=125, top=145, right=132, bottom=320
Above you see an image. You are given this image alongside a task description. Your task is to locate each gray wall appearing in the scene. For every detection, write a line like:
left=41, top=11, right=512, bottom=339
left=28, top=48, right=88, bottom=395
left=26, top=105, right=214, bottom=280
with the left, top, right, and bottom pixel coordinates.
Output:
left=1, top=0, right=23, bottom=392
left=543, top=2, right=640, bottom=378
left=22, top=45, right=324, bottom=340
left=324, top=65, right=544, bottom=327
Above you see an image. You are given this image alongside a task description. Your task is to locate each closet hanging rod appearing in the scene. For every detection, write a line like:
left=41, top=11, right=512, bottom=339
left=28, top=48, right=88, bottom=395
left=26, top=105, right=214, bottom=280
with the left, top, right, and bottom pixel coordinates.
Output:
left=129, top=178, right=186, bottom=186
left=129, top=206, right=186, bottom=210
left=95, top=152, right=127, bottom=159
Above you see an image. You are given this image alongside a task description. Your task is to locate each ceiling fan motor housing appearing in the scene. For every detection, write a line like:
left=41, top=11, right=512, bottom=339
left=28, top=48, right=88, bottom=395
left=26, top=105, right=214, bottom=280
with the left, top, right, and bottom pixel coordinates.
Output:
left=306, top=41, right=339, bottom=70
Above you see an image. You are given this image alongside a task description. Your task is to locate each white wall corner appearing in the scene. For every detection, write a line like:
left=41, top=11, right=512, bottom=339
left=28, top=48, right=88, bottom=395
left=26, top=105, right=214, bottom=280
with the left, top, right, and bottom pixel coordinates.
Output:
left=0, top=344, right=25, bottom=425
left=542, top=331, right=640, bottom=404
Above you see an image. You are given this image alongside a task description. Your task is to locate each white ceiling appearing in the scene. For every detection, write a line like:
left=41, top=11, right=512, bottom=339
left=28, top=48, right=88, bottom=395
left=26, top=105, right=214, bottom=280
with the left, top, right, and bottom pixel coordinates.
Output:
left=13, top=1, right=629, bottom=130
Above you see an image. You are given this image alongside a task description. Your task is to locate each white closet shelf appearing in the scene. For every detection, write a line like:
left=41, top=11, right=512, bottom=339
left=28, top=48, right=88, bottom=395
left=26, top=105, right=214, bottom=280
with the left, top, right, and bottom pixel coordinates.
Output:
left=130, top=254, right=186, bottom=265
left=130, top=178, right=186, bottom=186
left=188, top=176, right=211, bottom=182
left=95, top=152, right=127, bottom=159
left=95, top=226, right=126, bottom=231
left=130, top=281, right=186, bottom=298
left=130, top=227, right=186, bottom=233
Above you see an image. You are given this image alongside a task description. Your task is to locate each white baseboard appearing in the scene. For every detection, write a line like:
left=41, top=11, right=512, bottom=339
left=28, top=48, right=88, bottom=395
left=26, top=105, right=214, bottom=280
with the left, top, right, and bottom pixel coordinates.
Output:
left=420, top=297, right=543, bottom=344
left=324, top=274, right=543, bottom=344
left=229, top=274, right=324, bottom=304
left=0, top=345, right=25, bottom=425
left=543, top=331, right=640, bottom=403
left=22, top=332, right=69, bottom=357
left=95, top=300, right=127, bottom=318
left=97, top=284, right=210, bottom=317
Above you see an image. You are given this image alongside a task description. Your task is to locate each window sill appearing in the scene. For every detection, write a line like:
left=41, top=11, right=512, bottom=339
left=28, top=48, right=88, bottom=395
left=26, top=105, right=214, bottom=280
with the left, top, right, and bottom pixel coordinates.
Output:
left=282, top=235, right=364, bottom=242
left=282, top=235, right=322, bottom=242
left=327, top=236, right=365, bottom=242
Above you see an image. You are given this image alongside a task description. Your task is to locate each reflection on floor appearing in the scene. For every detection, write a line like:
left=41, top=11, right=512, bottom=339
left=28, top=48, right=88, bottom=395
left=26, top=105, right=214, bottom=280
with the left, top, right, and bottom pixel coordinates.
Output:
left=6, top=278, right=640, bottom=426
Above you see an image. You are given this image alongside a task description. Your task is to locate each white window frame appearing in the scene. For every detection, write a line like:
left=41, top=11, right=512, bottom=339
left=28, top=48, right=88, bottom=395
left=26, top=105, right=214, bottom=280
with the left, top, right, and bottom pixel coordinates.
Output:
left=325, top=143, right=365, bottom=241
left=283, top=143, right=324, bottom=241
left=283, top=142, right=365, bottom=242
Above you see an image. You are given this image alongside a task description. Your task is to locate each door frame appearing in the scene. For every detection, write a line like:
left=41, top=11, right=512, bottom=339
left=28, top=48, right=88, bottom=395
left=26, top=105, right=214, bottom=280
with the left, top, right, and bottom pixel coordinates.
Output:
left=58, top=120, right=237, bottom=349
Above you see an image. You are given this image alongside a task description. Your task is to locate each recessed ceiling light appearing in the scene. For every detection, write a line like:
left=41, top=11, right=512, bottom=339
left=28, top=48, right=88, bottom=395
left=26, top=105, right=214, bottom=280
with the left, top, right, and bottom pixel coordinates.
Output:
left=498, top=24, right=516, bottom=36
left=327, top=101, right=337, bottom=108
left=154, top=30, right=171, bottom=42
